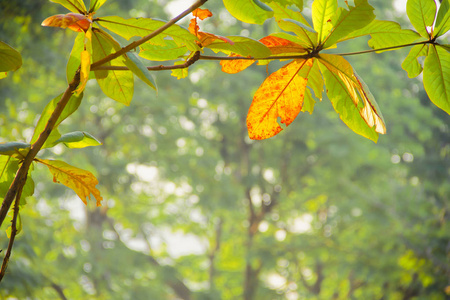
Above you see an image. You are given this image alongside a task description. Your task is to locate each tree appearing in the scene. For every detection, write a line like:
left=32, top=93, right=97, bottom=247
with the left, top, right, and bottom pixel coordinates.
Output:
left=0, top=0, right=449, bottom=299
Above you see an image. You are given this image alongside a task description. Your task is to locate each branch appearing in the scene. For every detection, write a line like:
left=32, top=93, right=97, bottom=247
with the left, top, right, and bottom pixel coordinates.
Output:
left=94, top=51, right=201, bottom=71
left=90, top=0, right=207, bottom=70
left=0, top=181, right=24, bottom=281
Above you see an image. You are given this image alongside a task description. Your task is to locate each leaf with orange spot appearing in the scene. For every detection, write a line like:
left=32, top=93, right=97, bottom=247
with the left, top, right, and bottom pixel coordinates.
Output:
left=37, top=159, right=103, bottom=206
left=42, top=13, right=91, bottom=32
left=221, top=54, right=255, bottom=74
left=246, top=59, right=310, bottom=140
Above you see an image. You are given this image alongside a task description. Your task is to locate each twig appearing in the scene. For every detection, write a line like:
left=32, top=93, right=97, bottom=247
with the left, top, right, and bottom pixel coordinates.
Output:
left=0, top=180, right=24, bottom=281
left=91, top=0, right=207, bottom=70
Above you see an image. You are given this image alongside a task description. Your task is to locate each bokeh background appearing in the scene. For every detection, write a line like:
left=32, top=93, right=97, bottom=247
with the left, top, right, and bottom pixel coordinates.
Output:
left=0, top=0, right=449, bottom=299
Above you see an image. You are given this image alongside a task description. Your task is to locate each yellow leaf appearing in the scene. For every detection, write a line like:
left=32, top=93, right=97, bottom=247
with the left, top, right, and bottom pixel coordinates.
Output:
left=75, top=49, right=90, bottom=94
left=37, top=159, right=102, bottom=206
left=246, top=59, right=310, bottom=140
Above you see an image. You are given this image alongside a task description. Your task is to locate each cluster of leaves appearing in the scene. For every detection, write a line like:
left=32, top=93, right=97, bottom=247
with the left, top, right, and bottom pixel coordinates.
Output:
left=0, top=0, right=449, bottom=284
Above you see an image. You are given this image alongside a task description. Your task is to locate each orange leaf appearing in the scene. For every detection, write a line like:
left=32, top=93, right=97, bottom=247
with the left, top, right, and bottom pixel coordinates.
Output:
left=247, top=59, right=310, bottom=140
left=38, top=159, right=103, bottom=206
left=42, top=13, right=91, bottom=32
left=193, top=8, right=213, bottom=20
left=221, top=54, right=255, bottom=74
left=260, top=36, right=307, bottom=55
left=188, top=18, right=199, bottom=35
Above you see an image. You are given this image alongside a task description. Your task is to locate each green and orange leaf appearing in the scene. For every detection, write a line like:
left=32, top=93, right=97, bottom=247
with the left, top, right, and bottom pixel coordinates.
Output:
left=37, top=159, right=103, bottom=206
left=318, top=54, right=385, bottom=142
left=42, top=13, right=92, bottom=32
left=247, top=59, right=310, bottom=140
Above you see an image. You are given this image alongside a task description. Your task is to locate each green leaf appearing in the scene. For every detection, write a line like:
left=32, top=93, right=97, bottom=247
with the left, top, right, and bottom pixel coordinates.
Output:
left=0, top=41, right=22, bottom=72
left=223, top=0, right=274, bottom=24
left=66, top=32, right=84, bottom=84
left=139, top=40, right=188, bottom=61
left=312, top=0, right=337, bottom=44
left=89, top=0, right=107, bottom=12
left=206, top=36, right=271, bottom=58
left=171, top=61, right=189, bottom=79
left=53, top=131, right=102, bottom=148
left=50, top=0, right=87, bottom=13
left=125, top=52, right=157, bottom=90
left=323, top=0, right=375, bottom=49
left=434, top=0, right=450, bottom=37
left=31, top=92, right=83, bottom=147
left=96, top=16, right=198, bottom=51
left=301, top=87, right=315, bottom=114
left=318, top=54, right=383, bottom=142
left=302, top=57, right=323, bottom=100
left=0, top=142, right=30, bottom=158
left=276, top=19, right=317, bottom=48
left=0, top=72, right=7, bottom=79
left=265, top=1, right=309, bottom=25
left=0, top=157, right=34, bottom=206
left=406, top=0, right=436, bottom=37
left=401, top=43, right=428, bottom=78
left=342, top=20, right=422, bottom=52
left=91, top=28, right=134, bottom=105
left=423, top=45, right=450, bottom=113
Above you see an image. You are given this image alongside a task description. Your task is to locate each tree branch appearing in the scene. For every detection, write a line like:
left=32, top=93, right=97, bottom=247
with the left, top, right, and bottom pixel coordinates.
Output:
left=90, top=0, right=207, bottom=70
left=0, top=181, right=24, bottom=281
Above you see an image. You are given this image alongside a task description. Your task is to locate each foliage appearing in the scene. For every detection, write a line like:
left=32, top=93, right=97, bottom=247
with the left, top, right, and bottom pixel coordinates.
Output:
left=0, top=0, right=449, bottom=299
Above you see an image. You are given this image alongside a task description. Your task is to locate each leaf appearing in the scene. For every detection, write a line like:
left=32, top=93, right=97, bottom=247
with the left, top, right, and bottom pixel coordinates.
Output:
left=38, top=159, right=103, bottom=206
left=125, top=51, right=157, bottom=90
left=53, top=131, right=102, bottom=148
left=406, top=0, right=436, bottom=37
left=0, top=157, right=34, bottom=206
left=312, top=0, right=338, bottom=44
left=171, top=61, right=189, bottom=79
left=401, top=43, right=428, bottom=78
left=0, top=41, right=22, bottom=72
left=220, top=54, right=256, bottom=74
left=246, top=59, right=309, bottom=140
left=139, top=40, right=188, bottom=61
left=318, top=54, right=385, bottom=142
left=423, top=45, right=450, bottom=113
left=322, top=0, right=375, bottom=49
left=75, top=49, right=91, bottom=94
left=276, top=19, right=317, bottom=48
left=300, top=57, right=323, bottom=100
left=41, top=13, right=92, bottom=32
left=31, top=92, right=83, bottom=147
left=301, top=88, right=315, bottom=114
left=223, top=0, right=274, bottom=24
left=91, top=28, right=134, bottom=105
left=192, top=8, right=213, bottom=20
left=89, top=0, right=107, bottom=12
left=96, top=16, right=198, bottom=51
left=265, top=1, right=309, bottom=25
left=341, top=20, right=421, bottom=52
left=66, top=32, right=84, bottom=83
left=0, top=72, right=7, bottom=79
left=434, top=0, right=450, bottom=37
left=0, top=142, right=30, bottom=158
left=207, top=36, right=271, bottom=58
left=50, top=0, right=87, bottom=13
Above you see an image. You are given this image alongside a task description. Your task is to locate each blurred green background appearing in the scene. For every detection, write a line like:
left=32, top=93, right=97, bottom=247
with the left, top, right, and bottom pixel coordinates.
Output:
left=0, top=0, right=449, bottom=299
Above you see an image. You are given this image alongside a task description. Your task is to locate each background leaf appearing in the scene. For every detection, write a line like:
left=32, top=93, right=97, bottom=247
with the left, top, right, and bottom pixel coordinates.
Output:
left=0, top=41, right=22, bottom=72
left=223, top=0, right=274, bottom=24
left=423, top=45, right=450, bottom=113
left=38, top=159, right=103, bottom=206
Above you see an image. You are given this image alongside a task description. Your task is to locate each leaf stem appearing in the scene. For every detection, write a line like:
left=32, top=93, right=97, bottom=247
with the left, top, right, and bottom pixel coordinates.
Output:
left=91, top=0, right=207, bottom=70
left=332, top=40, right=433, bottom=56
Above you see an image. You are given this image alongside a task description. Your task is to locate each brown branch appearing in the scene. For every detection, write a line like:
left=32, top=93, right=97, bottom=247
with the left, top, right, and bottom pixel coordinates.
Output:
left=94, top=51, right=201, bottom=71
left=0, top=181, right=24, bottom=281
left=50, top=282, right=68, bottom=300
left=91, top=0, right=207, bottom=70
